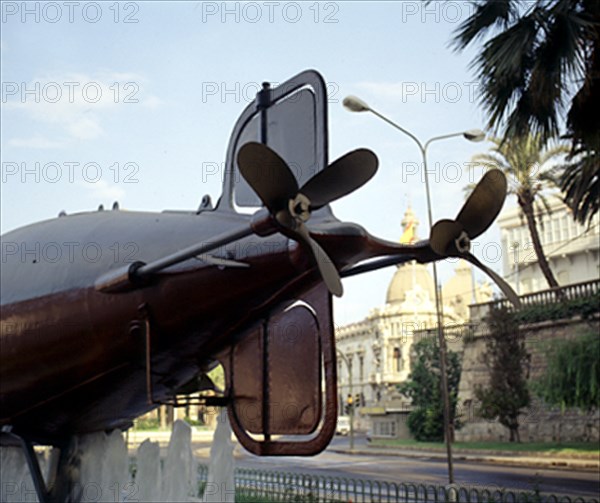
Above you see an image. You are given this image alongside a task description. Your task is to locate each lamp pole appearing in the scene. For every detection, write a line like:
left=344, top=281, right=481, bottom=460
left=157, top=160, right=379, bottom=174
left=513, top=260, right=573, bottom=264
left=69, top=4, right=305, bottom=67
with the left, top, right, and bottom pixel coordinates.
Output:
left=336, top=350, right=354, bottom=451
left=343, top=95, right=484, bottom=484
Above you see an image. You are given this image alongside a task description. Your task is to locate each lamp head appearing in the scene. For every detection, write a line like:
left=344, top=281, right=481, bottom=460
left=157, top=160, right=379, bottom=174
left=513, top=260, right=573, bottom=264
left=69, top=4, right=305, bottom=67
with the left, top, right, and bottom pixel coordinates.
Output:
left=463, top=129, right=486, bottom=142
left=343, top=95, right=371, bottom=113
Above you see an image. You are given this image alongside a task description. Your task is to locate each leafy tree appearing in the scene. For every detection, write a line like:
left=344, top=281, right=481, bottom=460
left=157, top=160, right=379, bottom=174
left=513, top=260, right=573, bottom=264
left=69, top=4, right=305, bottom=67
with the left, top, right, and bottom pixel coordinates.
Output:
left=399, top=336, right=462, bottom=442
left=475, top=306, right=530, bottom=442
left=452, top=0, right=600, bottom=226
left=533, top=330, right=600, bottom=411
left=470, top=134, right=568, bottom=289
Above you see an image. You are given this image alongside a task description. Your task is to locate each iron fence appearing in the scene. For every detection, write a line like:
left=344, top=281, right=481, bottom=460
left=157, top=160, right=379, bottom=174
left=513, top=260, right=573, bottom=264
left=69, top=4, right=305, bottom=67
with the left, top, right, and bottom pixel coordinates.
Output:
left=196, top=464, right=600, bottom=503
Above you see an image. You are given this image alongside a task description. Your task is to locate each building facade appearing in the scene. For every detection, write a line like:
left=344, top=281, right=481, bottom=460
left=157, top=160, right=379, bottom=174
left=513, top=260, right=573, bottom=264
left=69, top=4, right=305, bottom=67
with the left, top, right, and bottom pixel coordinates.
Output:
left=336, top=199, right=599, bottom=440
left=498, top=198, right=600, bottom=294
left=335, top=207, right=492, bottom=434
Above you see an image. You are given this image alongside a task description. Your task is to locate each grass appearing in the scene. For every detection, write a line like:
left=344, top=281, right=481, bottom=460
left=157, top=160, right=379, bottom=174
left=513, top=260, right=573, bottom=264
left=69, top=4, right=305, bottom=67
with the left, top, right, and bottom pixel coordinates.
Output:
left=235, top=494, right=344, bottom=503
left=235, top=495, right=300, bottom=502
left=369, top=438, right=600, bottom=456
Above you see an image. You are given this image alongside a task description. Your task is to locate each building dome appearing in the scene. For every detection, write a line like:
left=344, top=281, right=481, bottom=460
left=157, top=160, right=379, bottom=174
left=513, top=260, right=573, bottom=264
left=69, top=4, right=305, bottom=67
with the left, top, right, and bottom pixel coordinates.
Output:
left=441, top=261, right=472, bottom=320
left=442, top=261, right=493, bottom=321
left=386, top=262, right=435, bottom=304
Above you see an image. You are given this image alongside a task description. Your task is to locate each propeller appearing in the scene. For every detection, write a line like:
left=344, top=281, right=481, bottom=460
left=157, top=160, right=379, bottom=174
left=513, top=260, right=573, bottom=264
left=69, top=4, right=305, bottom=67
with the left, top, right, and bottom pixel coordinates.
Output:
left=237, top=142, right=378, bottom=297
left=428, top=169, right=521, bottom=308
left=430, top=169, right=507, bottom=256
left=462, top=253, right=521, bottom=307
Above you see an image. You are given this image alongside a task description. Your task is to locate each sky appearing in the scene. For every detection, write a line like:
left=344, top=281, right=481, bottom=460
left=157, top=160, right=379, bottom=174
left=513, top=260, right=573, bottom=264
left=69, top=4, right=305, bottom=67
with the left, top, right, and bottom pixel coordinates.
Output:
left=1, top=1, right=513, bottom=326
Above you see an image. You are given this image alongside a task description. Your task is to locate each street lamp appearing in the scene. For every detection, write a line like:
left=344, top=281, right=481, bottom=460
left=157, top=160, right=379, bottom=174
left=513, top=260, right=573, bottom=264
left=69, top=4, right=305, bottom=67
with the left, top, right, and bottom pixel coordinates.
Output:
left=336, top=350, right=355, bottom=451
left=343, top=94, right=484, bottom=484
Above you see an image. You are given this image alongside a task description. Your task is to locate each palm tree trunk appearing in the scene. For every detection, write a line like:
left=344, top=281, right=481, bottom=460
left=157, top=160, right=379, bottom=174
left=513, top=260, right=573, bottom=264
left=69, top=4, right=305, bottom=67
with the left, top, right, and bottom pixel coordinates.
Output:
left=518, top=195, right=560, bottom=290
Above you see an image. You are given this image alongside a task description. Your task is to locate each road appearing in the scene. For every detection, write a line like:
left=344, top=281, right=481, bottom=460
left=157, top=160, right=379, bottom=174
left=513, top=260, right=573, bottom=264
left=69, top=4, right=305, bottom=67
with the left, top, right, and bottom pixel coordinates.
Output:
left=195, top=434, right=600, bottom=501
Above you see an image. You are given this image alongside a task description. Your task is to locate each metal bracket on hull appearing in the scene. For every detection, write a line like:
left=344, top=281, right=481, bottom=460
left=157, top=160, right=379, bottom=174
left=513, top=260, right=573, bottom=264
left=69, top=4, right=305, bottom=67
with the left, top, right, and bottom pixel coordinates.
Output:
left=139, top=303, right=158, bottom=406
left=137, top=303, right=228, bottom=409
left=18, top=435, right=50, bottom=503
left=1, top=431, right=75, bottom=503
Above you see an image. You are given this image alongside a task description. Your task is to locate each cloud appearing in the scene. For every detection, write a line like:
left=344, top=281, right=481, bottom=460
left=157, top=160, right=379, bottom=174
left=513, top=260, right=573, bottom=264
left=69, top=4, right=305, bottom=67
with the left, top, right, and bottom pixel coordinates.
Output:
left=7, top=136, right=66, bottom=149
left=142, top=95, right=164, bottom=109
left=4, top=71, right=161, bottom=141
left=66, top=117, right=104, bottom=140
left=81, top=179, right=126, bottom=202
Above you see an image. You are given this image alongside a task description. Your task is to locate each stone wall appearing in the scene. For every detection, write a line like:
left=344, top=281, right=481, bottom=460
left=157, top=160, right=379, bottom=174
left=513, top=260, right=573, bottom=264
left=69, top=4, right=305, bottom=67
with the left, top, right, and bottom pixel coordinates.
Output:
left=455, top=315, right=600, bottom=443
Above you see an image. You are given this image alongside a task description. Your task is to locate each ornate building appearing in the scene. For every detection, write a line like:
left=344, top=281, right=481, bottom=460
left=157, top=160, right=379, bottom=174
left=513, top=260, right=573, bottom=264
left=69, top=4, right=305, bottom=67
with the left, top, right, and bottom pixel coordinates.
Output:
left=335, top=207, right=491, bottom=433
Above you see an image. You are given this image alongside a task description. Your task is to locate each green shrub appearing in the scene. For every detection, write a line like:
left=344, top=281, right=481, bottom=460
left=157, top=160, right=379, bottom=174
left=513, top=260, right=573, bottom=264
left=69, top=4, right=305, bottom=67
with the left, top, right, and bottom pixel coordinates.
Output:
left=515, top=292, right=599, bottom=324
left=133, top=417, right=160, bottom=430
left=533, top=330, right=600, bottom=410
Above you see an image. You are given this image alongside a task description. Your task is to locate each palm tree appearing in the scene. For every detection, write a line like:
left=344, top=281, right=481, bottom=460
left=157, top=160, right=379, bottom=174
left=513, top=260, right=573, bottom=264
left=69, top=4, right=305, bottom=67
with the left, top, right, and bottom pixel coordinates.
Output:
left=452, top=0, right=599, bottom=225
left=471, top=135, right=569, bottom=290
left=560, top=146, right=599, bottom=226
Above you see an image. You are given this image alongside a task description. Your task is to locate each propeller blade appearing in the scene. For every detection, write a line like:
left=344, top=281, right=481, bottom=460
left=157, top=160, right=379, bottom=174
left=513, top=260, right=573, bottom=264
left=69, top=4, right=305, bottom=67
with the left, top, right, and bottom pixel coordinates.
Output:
left=237, top=142, right=375, bottom=297
left=300, top=149, right=378, bottom=209
left=456, top=169, right=507, bottom=239
left=237, top=142, right=298, bottom=212
left=462, top=253, right=521, bottom=308
left=430, top=219, right=464, bottom=256
left=296, top=224, right=343, bottom=297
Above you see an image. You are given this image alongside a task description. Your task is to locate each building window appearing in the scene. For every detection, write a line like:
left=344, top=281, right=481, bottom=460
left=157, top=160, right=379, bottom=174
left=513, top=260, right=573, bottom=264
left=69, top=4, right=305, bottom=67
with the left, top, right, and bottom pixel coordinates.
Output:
left=561, top=215, right=570, bottom=241
left=520, top=228, right=528, bottom=247
left=568, top=217, right=577, bottom=240
left=393, top=347, right=401, bottom=372
left=376, top=420, right=396, bottom=437
left=359, top=355, right=364, bottom=381
left=544, top=218, right=552, bottom=245
left=552, top=218, right=561, bottom=244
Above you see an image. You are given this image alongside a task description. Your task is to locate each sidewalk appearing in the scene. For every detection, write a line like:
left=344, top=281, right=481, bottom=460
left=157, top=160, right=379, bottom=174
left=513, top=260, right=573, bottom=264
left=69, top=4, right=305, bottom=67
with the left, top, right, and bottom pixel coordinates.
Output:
left=328, top=444, right=600, bottom=471
left=126, top=428, right=215, bottom=447
left=127, top=429, right=599, bottom=471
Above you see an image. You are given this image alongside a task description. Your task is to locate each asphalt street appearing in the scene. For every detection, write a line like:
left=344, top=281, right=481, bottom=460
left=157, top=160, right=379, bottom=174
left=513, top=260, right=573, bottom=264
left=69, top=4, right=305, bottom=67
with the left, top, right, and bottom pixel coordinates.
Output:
left=194, top=434, right=600, bottom=501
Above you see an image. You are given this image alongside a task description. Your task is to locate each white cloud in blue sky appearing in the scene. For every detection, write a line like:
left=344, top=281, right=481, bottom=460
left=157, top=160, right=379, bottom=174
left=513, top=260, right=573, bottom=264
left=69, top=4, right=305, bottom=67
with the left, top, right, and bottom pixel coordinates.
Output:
left=1, top=1, right=507, bottom=325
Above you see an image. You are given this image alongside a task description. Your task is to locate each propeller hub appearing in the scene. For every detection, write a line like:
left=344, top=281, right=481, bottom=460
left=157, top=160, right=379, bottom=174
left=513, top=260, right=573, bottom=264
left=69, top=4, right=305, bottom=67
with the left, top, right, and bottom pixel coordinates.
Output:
left=455, top=231, right=470, bottom=254
left=289, top=193, right=311, bottom=223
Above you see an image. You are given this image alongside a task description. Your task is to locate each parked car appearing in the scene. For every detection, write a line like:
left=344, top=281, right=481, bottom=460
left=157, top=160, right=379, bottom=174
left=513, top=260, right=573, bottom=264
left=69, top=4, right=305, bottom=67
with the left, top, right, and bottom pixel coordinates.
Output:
left=336, top=416, right=350, bottom=436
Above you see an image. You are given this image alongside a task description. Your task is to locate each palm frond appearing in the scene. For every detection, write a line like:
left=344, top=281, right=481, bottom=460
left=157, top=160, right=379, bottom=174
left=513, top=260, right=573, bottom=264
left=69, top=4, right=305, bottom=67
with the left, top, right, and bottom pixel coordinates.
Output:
left=451, top=0, right=516, bottom=50
left=470, top=153, right=509, bottom=170
left=475, top=13, right=539, bottom=133
left=539, top=144, right=570, bottom=165
left=559, top=149, right=600, bottom=225
left=456, top=0, right=599, bottom=147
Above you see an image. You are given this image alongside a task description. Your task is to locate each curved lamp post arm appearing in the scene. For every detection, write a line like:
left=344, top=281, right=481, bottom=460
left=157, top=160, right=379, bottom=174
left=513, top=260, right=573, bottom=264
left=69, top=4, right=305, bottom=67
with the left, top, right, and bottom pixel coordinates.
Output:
left=424, top=131, right=469, bottom=152
left=368, top=109, right=425, bottom=153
